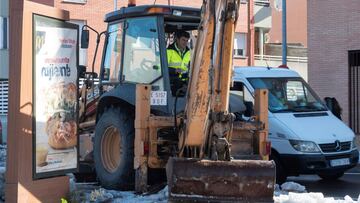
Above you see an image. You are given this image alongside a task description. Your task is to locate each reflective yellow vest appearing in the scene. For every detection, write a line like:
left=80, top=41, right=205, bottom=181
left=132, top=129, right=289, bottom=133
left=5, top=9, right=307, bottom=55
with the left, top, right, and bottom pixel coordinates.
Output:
left=167, top=43, right=191, bottom=80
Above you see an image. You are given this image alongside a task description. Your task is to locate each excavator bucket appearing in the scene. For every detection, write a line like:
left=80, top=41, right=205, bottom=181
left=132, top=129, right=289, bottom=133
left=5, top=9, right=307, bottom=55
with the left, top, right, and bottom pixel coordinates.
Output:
left=166, top=157, right=275, bottom=202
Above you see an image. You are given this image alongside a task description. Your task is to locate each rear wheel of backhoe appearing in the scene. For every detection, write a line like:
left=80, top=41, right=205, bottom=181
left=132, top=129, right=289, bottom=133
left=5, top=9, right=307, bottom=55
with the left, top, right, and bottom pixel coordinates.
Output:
left=94, top=107, right=135, bottom=190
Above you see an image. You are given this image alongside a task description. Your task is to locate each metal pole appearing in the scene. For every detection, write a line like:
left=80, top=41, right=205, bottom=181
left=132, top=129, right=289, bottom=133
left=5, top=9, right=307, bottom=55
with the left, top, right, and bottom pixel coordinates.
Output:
left=114, top=0, right=117, bottom=11
left=247, top=0, right=254, bottom=66
left=259, top=28, right=264, bottom=60
left=282, top=0, right=287, bottom=65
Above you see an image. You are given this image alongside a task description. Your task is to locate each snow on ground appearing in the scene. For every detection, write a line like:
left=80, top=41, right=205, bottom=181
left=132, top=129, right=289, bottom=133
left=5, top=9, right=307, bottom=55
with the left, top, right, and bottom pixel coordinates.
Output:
left=274, top=182, right=360, bottom=203
left=0, top=145, right=359, bottom=202
left=274, top=192, right=360, bottom=203
left=68, top=181, right=168, bottom=203
left=67, top=179, right=360, bottom=203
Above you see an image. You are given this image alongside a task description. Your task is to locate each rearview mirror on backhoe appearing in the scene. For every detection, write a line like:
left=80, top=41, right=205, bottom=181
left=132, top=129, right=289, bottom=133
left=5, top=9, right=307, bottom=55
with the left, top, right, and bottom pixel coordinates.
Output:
left=81, top=29, right=89, bottom=49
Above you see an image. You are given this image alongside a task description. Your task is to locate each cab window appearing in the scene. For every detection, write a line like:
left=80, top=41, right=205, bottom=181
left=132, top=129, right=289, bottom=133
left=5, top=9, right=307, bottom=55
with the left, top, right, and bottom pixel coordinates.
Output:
left=103, top=22, right=124, bottom=82
left=122, top=17, right=162, bottom=85
left=230, top=82, right=254, bottom=104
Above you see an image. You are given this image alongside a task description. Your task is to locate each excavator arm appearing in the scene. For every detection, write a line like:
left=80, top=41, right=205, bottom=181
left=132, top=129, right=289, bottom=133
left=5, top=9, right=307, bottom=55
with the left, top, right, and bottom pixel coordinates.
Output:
left=78, top=0, right=275, bottom=200
left=166, top=0, right=276, bottom=201
left=179, top=0, right=238, bottom=160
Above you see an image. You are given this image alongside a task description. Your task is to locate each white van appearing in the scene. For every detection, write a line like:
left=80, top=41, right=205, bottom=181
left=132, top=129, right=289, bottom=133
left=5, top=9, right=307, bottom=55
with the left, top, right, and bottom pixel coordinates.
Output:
left=232, top=66, right=359, bottom=183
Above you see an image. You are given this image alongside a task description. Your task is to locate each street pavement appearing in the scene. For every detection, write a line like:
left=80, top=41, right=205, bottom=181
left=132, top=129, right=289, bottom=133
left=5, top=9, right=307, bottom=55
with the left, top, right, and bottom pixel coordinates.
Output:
left=287, top=164, right=360, bottom=199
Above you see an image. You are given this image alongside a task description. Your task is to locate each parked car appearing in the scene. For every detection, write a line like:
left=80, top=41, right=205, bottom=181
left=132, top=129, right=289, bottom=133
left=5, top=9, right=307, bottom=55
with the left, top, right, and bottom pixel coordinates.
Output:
left=232, top=66, right=359, bottom=183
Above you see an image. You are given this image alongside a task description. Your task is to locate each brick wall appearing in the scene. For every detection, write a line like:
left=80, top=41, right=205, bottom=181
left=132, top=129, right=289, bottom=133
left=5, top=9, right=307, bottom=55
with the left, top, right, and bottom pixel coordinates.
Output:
left=30, top=0, right=54, bottom=6
left=308, top=0, right=360, bottom=125
left=269, top=0, right=307, bottom=47
left=55, top=0, right=118, bottom=72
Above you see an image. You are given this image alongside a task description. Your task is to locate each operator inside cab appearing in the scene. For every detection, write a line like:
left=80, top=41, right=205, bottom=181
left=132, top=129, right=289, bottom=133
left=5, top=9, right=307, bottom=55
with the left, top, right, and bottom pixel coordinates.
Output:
left=167, top=30, right=191, bottom=96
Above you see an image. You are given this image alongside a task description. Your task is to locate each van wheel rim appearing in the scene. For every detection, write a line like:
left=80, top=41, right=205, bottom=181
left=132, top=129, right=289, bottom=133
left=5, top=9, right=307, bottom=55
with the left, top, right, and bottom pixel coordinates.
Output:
left=101, top=126, right=121, bottom=173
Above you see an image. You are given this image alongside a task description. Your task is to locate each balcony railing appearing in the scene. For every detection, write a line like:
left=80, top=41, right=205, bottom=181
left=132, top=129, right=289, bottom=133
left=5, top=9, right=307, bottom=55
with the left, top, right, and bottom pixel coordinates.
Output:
left=254, top=55, right=308, bottom=63
left=62, top=0, right=87, bottom=4
left=0, top=80, right=8, bottom=115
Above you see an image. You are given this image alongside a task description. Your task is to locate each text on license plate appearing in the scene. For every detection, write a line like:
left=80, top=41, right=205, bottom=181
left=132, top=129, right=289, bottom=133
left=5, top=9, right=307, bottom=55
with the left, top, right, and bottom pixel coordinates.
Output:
left=330, top=158, right=350, bottom=167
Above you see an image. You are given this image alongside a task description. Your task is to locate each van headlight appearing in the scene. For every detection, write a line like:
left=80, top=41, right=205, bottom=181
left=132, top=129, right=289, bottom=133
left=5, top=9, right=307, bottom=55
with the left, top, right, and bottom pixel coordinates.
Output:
left=289, top=140, right=320, bottom=153
left=352, top=137, right=358, bottom=149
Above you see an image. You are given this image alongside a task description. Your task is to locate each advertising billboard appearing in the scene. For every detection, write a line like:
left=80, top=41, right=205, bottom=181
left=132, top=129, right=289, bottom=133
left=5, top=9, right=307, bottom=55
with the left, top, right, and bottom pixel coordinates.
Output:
left=33, top=14, right=79, bottom=179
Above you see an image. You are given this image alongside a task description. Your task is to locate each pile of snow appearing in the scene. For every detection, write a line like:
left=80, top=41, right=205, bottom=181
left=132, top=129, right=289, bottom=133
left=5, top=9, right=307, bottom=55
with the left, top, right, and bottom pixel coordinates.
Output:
left=274, top=182, right=360, bottom=203
left=274, top=182, right=307, bottom=196
left=281, top=182, right=307, bottom=193
left=274, top=192, right=360, bottom=203
left=68, top=180, right=167, bottom=203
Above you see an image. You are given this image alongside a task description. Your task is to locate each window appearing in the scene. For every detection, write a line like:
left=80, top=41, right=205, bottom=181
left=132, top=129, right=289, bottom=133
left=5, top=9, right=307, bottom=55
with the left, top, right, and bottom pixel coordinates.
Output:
left=0, top=17, right=8, bottom=50
left=122, top=17, right=162, bottom=84
left=234, top=33, right=246, bottom=57
left=230, top=82, right=254, bottom=104
left=248, top=78, right=327, bottom=113
left=230, top=82, right=254, bottom=118
left=69, top=20, right=87, bottom=66
left=103, top=22, right=124, bottom=82
left=0, top=80, right=8, bottom=115
left=274, top=0, right=282, bottom=11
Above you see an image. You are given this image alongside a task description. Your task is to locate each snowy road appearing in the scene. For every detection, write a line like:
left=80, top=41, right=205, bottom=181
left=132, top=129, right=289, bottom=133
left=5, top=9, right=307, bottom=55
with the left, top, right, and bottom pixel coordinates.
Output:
left=287, top=164, right=360, bottom=199
left=0, top=146, right=359, bottom=202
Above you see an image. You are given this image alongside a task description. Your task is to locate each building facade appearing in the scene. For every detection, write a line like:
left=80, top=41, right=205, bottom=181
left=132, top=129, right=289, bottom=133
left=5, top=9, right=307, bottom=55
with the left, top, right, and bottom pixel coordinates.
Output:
left=0, top=0, right=9, bottom=142
left=269, top=0, right=307, bottom=47
left=0, top=0, right=308, bottom=141
left=53, top=0, right=253, bottom=70
left=2, top=0, right=308, bottom=77
left=308, top=0, right=360, bottom=131
left=255, top=0, right=308, bottom=80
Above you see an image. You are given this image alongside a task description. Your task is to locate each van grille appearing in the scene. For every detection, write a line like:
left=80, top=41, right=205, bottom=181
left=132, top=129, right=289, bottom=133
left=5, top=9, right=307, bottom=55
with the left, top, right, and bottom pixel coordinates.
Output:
left=319, top=141, right=351, bottom=153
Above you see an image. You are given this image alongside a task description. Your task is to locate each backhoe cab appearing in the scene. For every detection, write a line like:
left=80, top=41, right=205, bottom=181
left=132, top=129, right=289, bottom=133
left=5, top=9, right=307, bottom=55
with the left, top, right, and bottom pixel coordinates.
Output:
left=79, top=1, right=275, bottom=202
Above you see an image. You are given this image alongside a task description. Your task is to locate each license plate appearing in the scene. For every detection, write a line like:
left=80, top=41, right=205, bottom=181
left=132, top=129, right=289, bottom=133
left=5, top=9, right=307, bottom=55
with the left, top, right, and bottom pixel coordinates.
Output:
left=150, top=91, right=167, bottom=106
left=330, top=158, right=350, bottom=167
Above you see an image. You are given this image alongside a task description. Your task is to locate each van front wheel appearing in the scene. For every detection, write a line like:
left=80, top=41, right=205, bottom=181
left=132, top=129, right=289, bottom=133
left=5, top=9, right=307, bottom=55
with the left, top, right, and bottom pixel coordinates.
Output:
left=270, top=154, right=287, bottom=184
left=318, top=172, right=344, bottom=181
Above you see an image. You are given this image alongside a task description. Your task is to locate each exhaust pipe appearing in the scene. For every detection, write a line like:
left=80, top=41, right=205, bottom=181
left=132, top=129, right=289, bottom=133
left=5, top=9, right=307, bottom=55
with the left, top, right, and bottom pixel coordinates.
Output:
left=128, top=0, right=136, bottom=7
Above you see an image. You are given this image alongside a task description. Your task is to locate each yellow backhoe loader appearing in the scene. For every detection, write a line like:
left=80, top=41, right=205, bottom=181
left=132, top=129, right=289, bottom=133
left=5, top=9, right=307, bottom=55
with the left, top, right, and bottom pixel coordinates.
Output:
left=78, top=0, right=275, bottom=201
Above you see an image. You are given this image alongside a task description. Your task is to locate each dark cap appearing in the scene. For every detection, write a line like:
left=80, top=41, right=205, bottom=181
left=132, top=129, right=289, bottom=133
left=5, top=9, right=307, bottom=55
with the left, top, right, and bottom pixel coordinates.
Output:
left=176, top=30, right=190, bottom=39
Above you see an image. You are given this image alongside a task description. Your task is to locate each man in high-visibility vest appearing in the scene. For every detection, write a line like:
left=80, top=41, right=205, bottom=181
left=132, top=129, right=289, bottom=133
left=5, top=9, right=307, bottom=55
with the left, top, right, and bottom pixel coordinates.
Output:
left=167, top=30, right=191, bottom=95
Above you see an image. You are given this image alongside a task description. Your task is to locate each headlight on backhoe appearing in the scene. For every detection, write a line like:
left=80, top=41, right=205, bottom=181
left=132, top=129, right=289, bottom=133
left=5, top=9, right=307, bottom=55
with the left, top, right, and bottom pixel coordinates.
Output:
left=289, top=140, right=320, bottom=153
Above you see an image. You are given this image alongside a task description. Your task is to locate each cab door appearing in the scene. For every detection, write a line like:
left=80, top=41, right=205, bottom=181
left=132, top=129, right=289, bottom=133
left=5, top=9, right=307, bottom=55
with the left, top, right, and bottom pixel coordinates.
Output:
left=101, top=16, right=172, bottom=114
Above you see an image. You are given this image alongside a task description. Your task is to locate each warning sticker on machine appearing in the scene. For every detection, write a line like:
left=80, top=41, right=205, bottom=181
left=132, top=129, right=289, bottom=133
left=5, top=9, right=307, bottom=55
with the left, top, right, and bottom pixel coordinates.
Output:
left=151, top=91, right=167, bottom=106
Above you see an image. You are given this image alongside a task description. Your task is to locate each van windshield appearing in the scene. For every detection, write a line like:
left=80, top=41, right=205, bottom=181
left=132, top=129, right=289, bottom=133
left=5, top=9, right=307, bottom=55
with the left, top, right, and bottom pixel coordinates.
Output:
left=248, top=77, right=327, bottom=113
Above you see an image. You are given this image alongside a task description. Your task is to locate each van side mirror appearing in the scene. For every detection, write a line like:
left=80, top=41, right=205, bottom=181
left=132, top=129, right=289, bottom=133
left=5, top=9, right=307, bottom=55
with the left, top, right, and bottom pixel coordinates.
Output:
left=244, top=101, right=254, bottom=117
left=81, top=30, right=89, bottom=49
left=324, top=97, right=342, bottom=120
